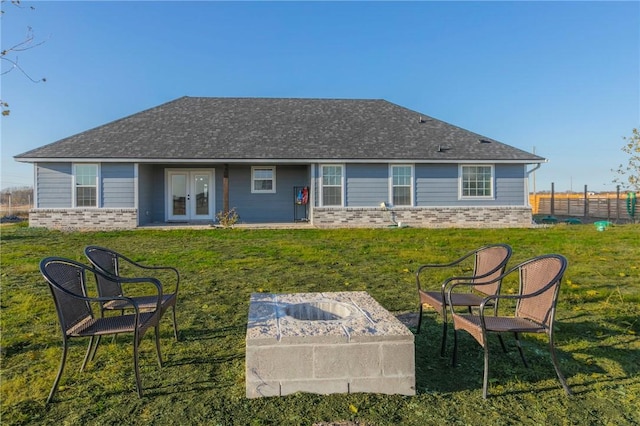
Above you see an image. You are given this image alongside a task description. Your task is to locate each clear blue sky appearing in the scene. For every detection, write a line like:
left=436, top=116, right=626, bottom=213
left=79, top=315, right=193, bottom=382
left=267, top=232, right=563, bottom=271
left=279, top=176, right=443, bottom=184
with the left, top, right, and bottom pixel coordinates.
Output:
left=2, top=1, right=639, bottom=192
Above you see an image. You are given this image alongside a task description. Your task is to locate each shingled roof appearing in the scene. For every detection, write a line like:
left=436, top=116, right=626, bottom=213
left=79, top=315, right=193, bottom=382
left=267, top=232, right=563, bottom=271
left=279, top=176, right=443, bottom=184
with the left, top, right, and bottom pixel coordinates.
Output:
left=15, top=97, right=544, bottom=163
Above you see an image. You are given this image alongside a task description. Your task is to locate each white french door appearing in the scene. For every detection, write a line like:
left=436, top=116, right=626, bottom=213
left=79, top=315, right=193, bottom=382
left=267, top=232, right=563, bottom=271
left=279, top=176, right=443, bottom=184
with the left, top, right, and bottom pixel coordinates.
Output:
left=166, top=169, right=215, bottom=221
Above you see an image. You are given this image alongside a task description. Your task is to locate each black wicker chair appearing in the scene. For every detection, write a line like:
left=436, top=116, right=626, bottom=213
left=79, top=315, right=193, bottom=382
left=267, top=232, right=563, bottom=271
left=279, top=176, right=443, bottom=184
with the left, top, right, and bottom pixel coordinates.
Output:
left=40, top=257, right=163, bottom=403
left=84, top=246, right=180, bottom=341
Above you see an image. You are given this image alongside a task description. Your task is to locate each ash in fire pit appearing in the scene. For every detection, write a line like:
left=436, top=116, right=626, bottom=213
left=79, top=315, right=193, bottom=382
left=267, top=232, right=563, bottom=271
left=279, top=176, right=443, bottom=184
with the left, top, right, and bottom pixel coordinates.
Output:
left=285, top=300, right=359, bottom=321
left=246, top=291, right=415, bottom=398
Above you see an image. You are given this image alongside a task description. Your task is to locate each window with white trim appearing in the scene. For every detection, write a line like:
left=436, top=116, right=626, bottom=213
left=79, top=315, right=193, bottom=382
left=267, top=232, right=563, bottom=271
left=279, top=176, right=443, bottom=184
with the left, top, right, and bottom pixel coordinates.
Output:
left=251, top=166, right=276, bottom=193
left=321, top=165, right=343, bottom=206
left=74, top=164, right=98, bottom=207
left=391, top=165, right=413, bottom=206
left=460, top=165, right=494, bottom=198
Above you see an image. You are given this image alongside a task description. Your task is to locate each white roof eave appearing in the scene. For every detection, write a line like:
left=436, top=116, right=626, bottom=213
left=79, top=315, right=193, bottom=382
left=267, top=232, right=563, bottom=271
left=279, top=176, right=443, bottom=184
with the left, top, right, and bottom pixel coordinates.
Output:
left=16, top=157, right=547, bottom=164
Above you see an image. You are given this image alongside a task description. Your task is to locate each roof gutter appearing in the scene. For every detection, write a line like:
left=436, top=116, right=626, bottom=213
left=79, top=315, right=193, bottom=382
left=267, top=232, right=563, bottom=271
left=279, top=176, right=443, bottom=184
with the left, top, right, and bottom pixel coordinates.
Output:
left=526, top=161, right=545, bottom=177
left=15, top=157, right=547, bottom=165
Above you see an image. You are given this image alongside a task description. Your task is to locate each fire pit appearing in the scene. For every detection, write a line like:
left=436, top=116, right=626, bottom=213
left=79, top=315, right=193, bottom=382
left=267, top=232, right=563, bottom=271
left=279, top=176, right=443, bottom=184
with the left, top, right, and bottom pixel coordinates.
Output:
left=245, top=291, right=415, bottom=398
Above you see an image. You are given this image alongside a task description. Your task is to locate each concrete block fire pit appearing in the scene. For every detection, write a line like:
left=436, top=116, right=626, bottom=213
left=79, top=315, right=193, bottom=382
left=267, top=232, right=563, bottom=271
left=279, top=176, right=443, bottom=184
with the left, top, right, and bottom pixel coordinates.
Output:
left=246, top=291, right=415, bottom=398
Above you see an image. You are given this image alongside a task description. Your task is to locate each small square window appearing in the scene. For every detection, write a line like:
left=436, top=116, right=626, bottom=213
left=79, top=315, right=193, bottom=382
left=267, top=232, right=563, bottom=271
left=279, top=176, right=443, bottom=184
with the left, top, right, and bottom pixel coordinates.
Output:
left=252, top=167, right=276, bottom=193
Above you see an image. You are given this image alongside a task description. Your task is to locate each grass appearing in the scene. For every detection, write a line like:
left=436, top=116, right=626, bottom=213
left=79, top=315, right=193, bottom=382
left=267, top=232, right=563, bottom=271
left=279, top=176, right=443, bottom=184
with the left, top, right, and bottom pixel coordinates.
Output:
left=1, top=222, right=639, bottom=425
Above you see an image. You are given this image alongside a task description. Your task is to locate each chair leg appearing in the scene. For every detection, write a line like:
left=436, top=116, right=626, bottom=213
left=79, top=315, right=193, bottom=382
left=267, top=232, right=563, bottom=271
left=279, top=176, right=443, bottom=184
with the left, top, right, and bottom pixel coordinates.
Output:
left=47, top=339, right=69, bottom=404
left=549, top=334, right=573, bottom=395
left=514, top=332, right=529, bottom=368
left=155, top=324, right=163, bottom=368
left=416, top=303, right=423, bottom=333
left=133, top=331, right=143, bottom=397
left=482, top=343, right=490, bottom=399
left=452, top=329, right=459, bottom=367
left=439, top=305, right=448, bottom=357
left=86, top=335, right=102, bottom=366
left=81, top=336, right=98, bottom=372
left=498, top=334, right=508, bottom=353
left=171, top=306, right=179, bottom=341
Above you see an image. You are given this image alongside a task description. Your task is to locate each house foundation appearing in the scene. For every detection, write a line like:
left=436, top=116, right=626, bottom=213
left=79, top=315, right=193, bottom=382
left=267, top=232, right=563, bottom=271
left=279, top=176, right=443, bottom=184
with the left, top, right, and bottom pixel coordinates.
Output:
left=29, top=208, right=138, bottom=230
left=311, top=206, right=533, bottom=228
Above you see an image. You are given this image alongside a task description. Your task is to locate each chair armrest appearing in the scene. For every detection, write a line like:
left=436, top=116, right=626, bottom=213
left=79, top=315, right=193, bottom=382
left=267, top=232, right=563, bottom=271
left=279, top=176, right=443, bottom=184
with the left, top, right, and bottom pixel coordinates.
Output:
left=440, top=273, right=500, bottom=290
left=415, top=251, right=476, bottom=291
left=445, top=256, right=527, bottom=302
left=433, top=275, right=476, bottom=298
left=477, top=278, right=560, bottom=311
left=117, top=253, right=180, bottom=294
left=94, top=269, right=164, bottom=312
left=53, top=283, right=144, bottom=315
left=117, top=277, right=163, bottom=312
left=444, top=273, right=503, bottom=294
left=446, top=273, right=509, bottom=315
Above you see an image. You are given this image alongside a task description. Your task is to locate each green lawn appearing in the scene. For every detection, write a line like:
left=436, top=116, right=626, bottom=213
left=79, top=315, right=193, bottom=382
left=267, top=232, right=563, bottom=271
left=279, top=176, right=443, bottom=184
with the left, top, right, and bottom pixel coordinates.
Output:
left=1, top=223, right=639, bottom=425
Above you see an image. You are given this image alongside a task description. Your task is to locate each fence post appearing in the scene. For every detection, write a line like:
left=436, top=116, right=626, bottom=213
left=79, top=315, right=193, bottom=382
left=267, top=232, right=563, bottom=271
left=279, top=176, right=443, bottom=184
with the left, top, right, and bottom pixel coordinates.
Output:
left=551, top=183, right=555, bottom=215
left=616, top=185, right=621, bottom=222
left=583, top=185, right=588, bottom=219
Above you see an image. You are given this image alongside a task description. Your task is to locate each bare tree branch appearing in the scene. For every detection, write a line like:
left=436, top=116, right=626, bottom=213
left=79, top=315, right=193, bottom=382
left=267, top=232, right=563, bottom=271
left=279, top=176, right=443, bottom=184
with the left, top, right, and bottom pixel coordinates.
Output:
left=1, top=0, right=46, bottom=116
left=1, top=56, right=46, bottom=82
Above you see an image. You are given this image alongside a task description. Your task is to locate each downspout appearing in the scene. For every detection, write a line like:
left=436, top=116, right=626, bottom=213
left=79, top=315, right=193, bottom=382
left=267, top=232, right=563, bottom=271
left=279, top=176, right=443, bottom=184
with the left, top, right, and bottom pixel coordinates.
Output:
left=526, top=162, right=543, bottom=209
left=526, top=162, right=542, bottom=179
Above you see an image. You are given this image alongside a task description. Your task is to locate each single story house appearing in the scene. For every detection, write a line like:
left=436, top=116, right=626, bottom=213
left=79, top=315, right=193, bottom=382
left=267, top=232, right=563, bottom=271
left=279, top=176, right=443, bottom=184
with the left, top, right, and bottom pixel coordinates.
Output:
left=15, top=96, right=545, bottom=230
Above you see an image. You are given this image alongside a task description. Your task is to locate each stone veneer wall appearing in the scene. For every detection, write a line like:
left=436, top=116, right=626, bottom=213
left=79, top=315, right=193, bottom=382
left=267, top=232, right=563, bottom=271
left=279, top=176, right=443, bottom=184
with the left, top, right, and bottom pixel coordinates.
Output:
left=29, top=209, right=138, bottom=230
left=312, top=206, right=533, bottom=228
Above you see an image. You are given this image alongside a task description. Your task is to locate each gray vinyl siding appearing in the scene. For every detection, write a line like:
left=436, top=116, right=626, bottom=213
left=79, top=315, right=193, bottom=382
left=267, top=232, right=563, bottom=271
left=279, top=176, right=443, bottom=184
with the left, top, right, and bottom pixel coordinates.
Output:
left=36, top=163, right=72, bottom=208
left=415, top=164, right=459, bottom=206
left=36, top=162, right=136, bottom=209
left=137, top=164, right=155, bottom=225
left=33, top=160, right=527, bottom=225
left=150, top=166, right=167, bottom=223
left=495, top=164, right=527, bottom=205
left=416, top=163, right=526, bottom=206
left=140, top=164, right=170, bottom=223
left=228, top=165, right=308, bottom=222
left=346, top=164, right=388, bottom=207
left=311, top=163, right=529, bottom=208
left=101, top=163, right=135, bottom=208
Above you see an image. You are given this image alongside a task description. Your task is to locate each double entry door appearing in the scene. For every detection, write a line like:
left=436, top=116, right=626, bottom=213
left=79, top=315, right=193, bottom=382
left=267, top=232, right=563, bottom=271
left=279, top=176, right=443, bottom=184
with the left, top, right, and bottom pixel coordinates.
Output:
left=166, top=169, right=215, bottom=221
